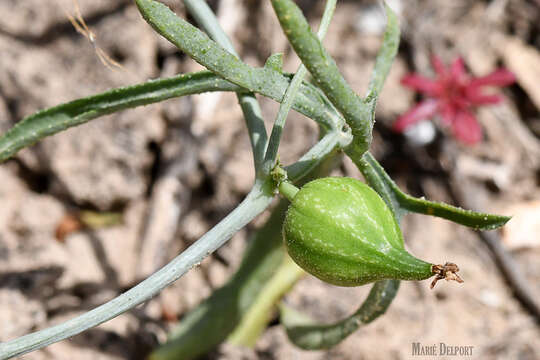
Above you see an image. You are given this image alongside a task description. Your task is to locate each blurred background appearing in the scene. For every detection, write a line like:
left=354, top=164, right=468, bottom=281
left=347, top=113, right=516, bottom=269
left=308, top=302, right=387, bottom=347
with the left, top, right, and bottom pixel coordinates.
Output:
left=0, top=0, right=539, bottom=359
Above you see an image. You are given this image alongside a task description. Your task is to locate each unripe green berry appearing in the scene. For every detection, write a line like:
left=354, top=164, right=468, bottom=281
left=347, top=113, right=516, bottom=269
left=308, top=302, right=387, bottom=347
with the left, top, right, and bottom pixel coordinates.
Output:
left=283, top=177, right=461, bottom=287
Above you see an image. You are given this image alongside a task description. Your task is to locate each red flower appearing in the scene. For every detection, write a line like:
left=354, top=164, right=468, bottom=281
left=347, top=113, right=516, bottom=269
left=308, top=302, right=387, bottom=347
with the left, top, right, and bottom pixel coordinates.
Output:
left=393, top=56, right=515, bottom=144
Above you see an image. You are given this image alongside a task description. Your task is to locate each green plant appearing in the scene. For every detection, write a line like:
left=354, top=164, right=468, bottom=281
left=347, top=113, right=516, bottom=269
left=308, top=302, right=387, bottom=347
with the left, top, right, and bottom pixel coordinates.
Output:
left=0, top=1, right=509, bottom=359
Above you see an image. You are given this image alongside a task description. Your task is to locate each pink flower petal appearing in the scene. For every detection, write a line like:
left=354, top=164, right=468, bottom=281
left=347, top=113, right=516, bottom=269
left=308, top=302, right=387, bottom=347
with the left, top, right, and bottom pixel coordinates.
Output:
left=431, top=55, right=447, bottom=77
left=401, top=75, right=441, bottom=95
left=439, top=101, right=457, bottom=127
left=468, top=69, right=516, bottom=88
left=393, top=99, right=439, bottom=132
left=465, top=91, right=503, bottom=105
left=450, top=57, right=466, bottom=81
left=451, top=110, right=482, bottom=145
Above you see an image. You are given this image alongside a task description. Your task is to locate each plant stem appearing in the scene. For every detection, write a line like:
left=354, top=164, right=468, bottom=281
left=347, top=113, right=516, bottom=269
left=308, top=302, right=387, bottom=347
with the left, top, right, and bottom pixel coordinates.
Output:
left=284, top=129, right=351, bottom=182
left=184, top=0, right=268, bottom=172
left=135, top=0, right=341, bottom=131
left=0, top=179, right=274, bottom=359
left=263, top=0, right=337, bottom=172
left=364, top=3, right=400, bottom=102
left=278, top=181, right=299, bottom=202
left=227, top=255, right=304, bottom=346
left=150, top=200, right=290, bottom=360
left=270, top=0, right=372, bottom=159
left=183, top=0, right=237, bottom=56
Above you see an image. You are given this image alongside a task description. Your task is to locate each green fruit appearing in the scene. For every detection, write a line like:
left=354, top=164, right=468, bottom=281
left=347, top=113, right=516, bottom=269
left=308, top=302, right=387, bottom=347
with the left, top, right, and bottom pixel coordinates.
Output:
left=283, top=177, right=435, bottom=287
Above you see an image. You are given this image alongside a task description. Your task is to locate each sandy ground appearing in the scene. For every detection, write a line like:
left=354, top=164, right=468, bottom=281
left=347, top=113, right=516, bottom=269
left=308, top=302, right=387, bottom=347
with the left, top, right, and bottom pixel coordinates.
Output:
left=0, top=1, right=539, bottom=359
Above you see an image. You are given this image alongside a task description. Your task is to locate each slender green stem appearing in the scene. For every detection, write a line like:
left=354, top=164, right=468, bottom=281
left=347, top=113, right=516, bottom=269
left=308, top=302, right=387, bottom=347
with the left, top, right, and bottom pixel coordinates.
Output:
left=184, top=0, right=268, bottom=172
left=364, top=3, right=400, bottom=104
left=183, top=0, right=238, bottom=57
left=270, top=0, right=372, bottom=160
left=284, top=129, right=351, bottom=182
left=0, top=110, right=350, bottom=359
left=263, top=0, right=337, bottom=172
left=135, top=0, right=341, bottom=131
left=151, top=200, right=290, bottom=360
left=278, top=181, right=299, bottom=202
left=0, top=180, right=274, bottom=359
left=227, top=255, right=304, bottom=346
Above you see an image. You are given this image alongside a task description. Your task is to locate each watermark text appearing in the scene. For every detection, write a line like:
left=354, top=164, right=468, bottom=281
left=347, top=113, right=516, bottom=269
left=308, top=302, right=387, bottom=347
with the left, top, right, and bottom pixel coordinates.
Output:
left=412, top=342, right=474, bottom=356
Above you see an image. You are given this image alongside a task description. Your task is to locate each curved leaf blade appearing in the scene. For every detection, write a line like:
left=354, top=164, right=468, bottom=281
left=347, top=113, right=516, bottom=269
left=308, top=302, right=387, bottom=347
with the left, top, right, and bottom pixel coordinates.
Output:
left=358, top=152, right=510, bottom=230
left=263, top=0, right=337, bottom=170
left=0, top=70, right=342, bottom=163
left=281, top=280, right=399, bottom=350
left=0, top=72, right=236, bottom=162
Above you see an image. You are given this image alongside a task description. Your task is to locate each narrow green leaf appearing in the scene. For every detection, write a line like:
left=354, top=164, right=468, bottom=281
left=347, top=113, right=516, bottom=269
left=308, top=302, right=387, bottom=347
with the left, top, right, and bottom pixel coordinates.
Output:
left=0, top=70, right=342, bottom=163
left=281, top=280, right=399, bottom=350
left=357, top=152, right=511, bottom=230
left=184, top=0, right=268, bottom=171
left=364, top=3, right=400, bottom=105
left=270, top=0, right=372, bottom=160
left=400, top=195, right=511, bottom=230
left=135, top=0, right=340, bottom=130
left=0, top=72, right=237, bottom=162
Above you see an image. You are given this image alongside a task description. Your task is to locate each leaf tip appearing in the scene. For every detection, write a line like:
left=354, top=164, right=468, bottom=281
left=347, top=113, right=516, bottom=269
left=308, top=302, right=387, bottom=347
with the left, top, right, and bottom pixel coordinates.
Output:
left=264, top=53, right=284, bottom=73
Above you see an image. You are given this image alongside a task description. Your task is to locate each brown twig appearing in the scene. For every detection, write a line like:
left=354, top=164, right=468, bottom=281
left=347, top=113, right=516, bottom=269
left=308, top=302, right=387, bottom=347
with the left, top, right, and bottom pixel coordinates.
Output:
left=448, top=179, right=540, bottom=325
left=476, top=230, right=540, bottom=324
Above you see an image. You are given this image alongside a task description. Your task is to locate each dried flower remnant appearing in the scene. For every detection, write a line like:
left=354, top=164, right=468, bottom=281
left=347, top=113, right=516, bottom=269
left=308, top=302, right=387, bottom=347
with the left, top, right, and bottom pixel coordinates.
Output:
left=55, top=214, right=83, bottom=242
left=55, top=211, right=122, bottom=242
left=63, top=0, right=124, bottom=70
left=430, top=262, right=464, bottom=289
left=393, top=56, right=515, bottom=144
